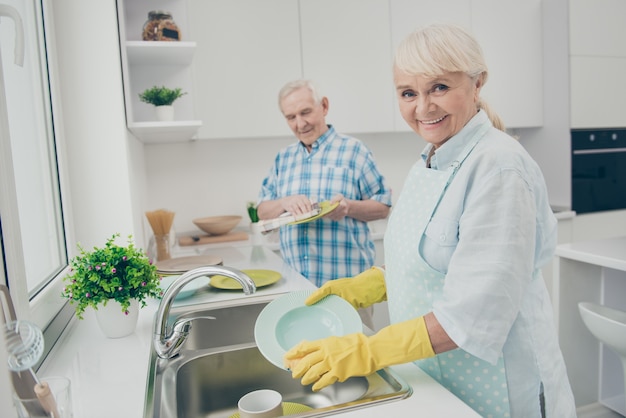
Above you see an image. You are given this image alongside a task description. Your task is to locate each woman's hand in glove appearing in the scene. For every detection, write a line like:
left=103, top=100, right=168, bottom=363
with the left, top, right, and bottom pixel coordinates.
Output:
left=305, top=267, right=387, bottom=309
left=284, top=316, right=435, bottom=391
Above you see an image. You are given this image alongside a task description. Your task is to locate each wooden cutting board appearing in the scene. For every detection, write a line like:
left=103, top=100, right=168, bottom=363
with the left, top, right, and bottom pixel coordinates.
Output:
left=178, top=231, right=249, bottom=246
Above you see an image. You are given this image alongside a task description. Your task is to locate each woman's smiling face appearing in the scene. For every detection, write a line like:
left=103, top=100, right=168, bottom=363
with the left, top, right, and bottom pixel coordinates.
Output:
left=394, top=68, right=483, bottom=148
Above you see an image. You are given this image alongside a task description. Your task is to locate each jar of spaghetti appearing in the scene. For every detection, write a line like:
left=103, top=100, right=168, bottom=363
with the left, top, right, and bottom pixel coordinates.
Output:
left=142, top=10, right=181, bottom=41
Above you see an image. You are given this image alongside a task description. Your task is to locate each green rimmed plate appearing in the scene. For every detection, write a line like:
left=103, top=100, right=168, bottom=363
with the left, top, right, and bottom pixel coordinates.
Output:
left=228, top=402, right=313, bottom=418
left=209, top=269, right=282, bottom=290
left=287, top=201, right=339, bottom=225
left=156, top=255, right=223, bottom=275
left=159, top=275, right=208, bottom=299
left=254, top=290, right=362, bottom=370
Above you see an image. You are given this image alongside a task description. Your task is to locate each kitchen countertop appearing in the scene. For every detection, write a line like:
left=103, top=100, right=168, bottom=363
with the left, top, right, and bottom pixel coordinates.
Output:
left=178, top=218, right=389, bottom=255
left=555, top=236, right=626, bottom=271
left=179, top=209, right=573, bottom=255
left=550, top=205, right=576, bottom=221
left=36, top=245, right=480, bottom=417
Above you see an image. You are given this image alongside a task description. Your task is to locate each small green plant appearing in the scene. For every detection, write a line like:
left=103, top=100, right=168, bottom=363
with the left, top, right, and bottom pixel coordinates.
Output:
left=138, top=85, right=187, bottom=106
left=62, top=233, right=163, bottom=319
left=247, top=201, right=259, bottom=223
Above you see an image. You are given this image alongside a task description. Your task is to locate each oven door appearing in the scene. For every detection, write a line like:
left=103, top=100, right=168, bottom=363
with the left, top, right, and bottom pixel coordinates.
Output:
left=572, top=129, right=626, bottom=214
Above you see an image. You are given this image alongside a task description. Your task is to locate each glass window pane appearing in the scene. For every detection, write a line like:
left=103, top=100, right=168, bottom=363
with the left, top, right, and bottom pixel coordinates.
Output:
left=0, top=0, right=66, bottom=296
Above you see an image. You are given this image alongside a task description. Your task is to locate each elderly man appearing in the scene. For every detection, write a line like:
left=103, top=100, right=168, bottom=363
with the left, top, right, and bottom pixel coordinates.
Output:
left=257, top=79, right=392, bottom=328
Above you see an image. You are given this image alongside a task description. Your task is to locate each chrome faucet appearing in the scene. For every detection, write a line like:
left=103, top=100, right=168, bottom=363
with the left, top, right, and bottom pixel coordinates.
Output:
left=153, top=265, right=256, bottom=359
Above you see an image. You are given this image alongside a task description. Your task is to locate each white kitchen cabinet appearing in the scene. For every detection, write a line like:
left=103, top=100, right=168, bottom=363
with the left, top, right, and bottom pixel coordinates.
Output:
left=116, top=0, right=202, bottom=143
left=125, top=0, right=545, bottom=142
left=569, top=0, right=626, bottom=128
left=569, top=0, right=626, bottom=58
left=389, top=0, right=543, bottom=130
left=187, top=0, right=301, bottom=140
left=554, top=237, right=626, bottom=414
left=299, top=0, right=395, bottom=134
left=471, top=0, right=543, bottom=128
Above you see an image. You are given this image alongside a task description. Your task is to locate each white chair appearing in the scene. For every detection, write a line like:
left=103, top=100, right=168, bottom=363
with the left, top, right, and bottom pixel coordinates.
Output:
left=578, top=301, right=626, bottom=410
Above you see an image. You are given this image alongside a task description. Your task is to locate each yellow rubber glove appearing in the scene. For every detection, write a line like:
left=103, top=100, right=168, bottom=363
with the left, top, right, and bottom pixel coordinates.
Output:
left=305, top=267, right=387, bottom=309
left=284, top=316, right=435, bottom=391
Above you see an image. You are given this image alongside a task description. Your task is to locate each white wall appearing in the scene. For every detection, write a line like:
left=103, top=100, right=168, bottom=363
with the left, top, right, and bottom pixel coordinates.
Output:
left=143, top=132, right=423, bottom=238
left=516, top=0, right=572, bottom=209
left=52, top=1, right=141, bottom=249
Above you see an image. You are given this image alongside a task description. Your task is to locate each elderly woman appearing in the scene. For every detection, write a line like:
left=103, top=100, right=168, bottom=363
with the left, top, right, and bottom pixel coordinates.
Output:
left=284, top=23, right=576, bottom=417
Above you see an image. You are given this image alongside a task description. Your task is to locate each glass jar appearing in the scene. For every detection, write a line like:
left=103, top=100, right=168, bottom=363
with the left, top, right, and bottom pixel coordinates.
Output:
left=153, top=234, right=171, bottom=261
left=142, top=10, right=181, bottom=41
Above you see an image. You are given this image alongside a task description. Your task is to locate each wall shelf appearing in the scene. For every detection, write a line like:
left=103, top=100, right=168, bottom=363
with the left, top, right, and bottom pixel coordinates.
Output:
left=128, top=120, right=202, bottom=143
left=117, top=1, right=200, bottom=144
left=126, top=41, right=196, bottom=66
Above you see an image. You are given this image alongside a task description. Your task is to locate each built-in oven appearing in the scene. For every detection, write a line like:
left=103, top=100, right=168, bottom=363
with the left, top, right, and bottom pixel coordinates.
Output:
left=572, top=128, right=626, bottom=214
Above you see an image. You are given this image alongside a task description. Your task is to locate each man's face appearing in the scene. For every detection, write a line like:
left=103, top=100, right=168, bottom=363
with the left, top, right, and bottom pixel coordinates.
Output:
left=280, top=87, right=329, bottom=147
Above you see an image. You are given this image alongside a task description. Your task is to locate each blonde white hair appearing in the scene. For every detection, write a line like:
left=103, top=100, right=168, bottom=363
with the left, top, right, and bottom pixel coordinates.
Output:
left=394, top=23, right=505, bottom=131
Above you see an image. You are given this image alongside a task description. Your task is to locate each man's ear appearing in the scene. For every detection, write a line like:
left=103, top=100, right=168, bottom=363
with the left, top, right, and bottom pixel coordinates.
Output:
left=321, top=96, right=329, bottom=115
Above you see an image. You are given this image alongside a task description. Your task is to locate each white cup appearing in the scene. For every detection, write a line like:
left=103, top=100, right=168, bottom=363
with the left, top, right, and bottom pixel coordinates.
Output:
left=238, top=389, right=283, bottom=418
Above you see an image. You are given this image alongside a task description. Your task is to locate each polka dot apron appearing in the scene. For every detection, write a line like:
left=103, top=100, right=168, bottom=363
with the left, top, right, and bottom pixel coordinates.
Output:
left=384, top=120, right=512, bottom=417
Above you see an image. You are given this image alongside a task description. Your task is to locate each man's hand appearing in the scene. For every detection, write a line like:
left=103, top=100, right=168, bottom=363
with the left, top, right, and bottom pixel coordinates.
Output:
left=324, top=194, right=390, bottom=223
left=325, top=194, right=348, bottom=221
left=281, top=195, right=315, bottom=216
left=257, top=195, right=314, bottom=220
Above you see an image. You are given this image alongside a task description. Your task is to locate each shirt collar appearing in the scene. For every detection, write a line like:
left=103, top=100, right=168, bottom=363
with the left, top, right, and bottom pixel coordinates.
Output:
left=299, top=124, right=334, bottom=152
left=420, top=110, right=490, bottom=170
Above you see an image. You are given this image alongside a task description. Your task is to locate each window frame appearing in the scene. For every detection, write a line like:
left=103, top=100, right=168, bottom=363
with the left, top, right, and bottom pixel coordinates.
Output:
left=0, top=0, right=76, bottom=363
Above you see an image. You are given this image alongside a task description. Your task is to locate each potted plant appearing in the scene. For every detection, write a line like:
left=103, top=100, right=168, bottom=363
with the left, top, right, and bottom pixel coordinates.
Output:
left=62, top=233, right=163, bottom=338
left=247, top=201, right=265, bottom=246
left=246, top=201, right=259, bottom=224
left=138, top=85, right=187, bottom=121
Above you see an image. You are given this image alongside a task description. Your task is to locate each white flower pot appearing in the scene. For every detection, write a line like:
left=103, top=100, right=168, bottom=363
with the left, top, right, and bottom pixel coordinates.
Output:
left=155, top=105, right=174, bottom=121
left=95, top=299, right=139, bottom=338
left=249, top=222, right=264, bottom=246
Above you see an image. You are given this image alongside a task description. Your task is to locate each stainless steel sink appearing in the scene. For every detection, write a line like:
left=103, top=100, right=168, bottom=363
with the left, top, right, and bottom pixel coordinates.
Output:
left=144, top=298, right=412, bottom=418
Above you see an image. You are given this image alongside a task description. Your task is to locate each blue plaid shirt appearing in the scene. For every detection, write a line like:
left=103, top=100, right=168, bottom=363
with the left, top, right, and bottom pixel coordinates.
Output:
left=258, top=125, right=392, bottom=287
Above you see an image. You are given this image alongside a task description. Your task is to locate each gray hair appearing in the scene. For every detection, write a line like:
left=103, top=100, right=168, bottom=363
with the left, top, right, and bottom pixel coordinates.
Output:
left=394, top=23, right=505, bottom=131
left=278, top=79, right=323, bottom=109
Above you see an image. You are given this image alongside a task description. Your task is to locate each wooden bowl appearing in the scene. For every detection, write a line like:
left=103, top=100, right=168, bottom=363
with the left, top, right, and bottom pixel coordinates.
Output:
left=192, top=215, right=242, bottom=235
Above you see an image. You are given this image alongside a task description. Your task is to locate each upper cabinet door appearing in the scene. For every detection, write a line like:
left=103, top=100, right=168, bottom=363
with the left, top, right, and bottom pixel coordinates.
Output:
left=390, top=0, right=543, bottom=130
left=569, top=0, right=626, bottom=128
left=471, top=0, right=543, bottom=128
left=187, top=0, right=301, bottom=139
left=300, top=0, right=395, bottom=134
left=569, top=0, right=626, bottom=57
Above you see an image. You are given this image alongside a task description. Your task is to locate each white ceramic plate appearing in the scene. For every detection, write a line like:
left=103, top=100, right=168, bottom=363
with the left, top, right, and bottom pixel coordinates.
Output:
left=160, top=275, right=208, bottom=299
left=155, top=255, right=223, bottom=274
left=254, top=290, right=362, bottom=370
